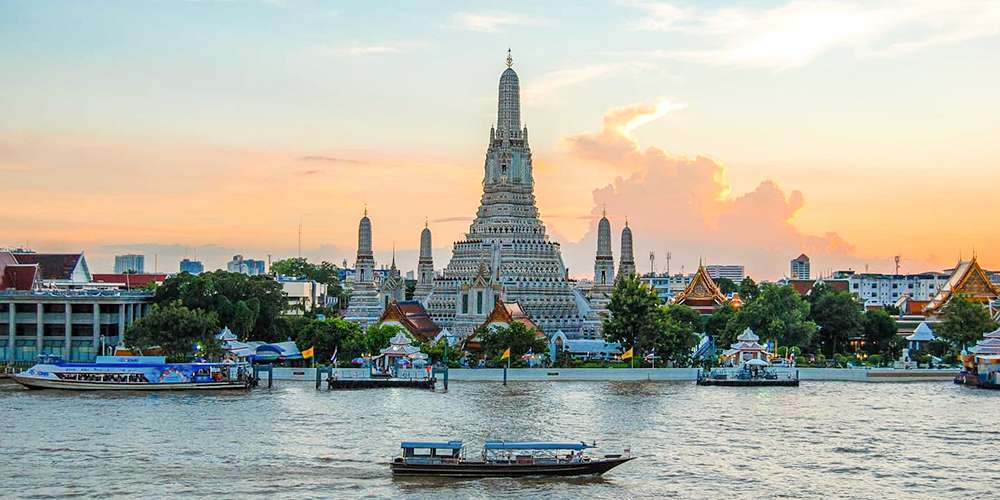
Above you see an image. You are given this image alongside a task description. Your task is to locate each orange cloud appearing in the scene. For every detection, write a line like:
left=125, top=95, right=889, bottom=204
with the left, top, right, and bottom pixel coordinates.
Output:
left=559, top=101, right=860, bottom=279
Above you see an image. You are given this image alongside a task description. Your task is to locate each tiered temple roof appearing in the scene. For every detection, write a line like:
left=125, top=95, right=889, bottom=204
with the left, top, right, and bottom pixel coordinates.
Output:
left=672, top=264, right=728, bottom=314
left=378, top=300, right=441, bottom=343
left=923, top=256, right=1000, bottom=316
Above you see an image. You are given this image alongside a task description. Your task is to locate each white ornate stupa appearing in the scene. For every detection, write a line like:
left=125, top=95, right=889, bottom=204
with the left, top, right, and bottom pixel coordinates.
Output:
left=424, top=51, right=593, bottom=339
left=344, top=208, right=382, bottom=327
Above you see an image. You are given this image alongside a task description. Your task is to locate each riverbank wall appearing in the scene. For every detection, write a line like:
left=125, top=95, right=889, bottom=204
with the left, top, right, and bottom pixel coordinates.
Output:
left=265, top=367, right=956, bottom=383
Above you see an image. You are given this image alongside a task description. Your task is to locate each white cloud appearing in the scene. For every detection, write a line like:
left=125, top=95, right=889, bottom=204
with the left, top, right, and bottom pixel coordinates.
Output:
left=625, top=1, right=1000, bottom=68
left=450, top=11, right=548, bottom=33
left=326, top=42, right=422, bottom=57
left=523, top=62, right=654, bottom=102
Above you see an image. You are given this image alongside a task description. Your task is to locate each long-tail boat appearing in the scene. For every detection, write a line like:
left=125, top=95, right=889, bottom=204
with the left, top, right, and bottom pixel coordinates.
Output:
left=390, top=440, right=633, bottom=478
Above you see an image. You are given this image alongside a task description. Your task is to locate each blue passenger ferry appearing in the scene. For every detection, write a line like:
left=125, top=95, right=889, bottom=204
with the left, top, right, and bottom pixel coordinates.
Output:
left=390, top=440, right=634, bottom=477
left=13, top=355, right=251, bottom=391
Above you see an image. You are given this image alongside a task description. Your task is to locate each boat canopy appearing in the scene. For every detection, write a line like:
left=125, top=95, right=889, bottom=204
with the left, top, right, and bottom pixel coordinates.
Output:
left=483, top=441, right=593, bottom=451
left=400, top=441, right=464, bottom=450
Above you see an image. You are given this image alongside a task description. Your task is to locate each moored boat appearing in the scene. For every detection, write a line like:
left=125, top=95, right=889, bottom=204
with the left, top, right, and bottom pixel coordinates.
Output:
left=390, top=440, right=633, bottom=478
left=13, top=354, right=251, bottom=391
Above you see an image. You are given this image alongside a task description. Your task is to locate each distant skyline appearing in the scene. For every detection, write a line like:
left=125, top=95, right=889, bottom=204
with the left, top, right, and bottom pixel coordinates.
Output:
left=3, top=0, right=999, bottom=278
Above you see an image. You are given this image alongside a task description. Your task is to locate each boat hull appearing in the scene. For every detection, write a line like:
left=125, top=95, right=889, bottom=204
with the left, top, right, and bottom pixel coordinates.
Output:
left=13, top=374, right=249, bottom=391
left=391, top=457, right=634, bottom=478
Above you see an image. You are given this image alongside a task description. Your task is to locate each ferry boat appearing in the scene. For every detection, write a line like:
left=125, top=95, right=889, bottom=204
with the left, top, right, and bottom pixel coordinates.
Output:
left=13, top=354, right=251, bottom=391
left=390, top=440, right=634, bottom=478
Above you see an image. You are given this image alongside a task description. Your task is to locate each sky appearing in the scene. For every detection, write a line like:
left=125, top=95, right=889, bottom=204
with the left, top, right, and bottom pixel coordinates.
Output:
left=3, top=0, right=1000, bottom=279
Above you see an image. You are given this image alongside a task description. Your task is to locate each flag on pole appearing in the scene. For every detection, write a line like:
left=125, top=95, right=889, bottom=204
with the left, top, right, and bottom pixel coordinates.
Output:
left=500, top=347, right=511, bottom=360
left=330, top=347, right=338, bottom=363
left=302, top=346, right=315, bottom=359
left=621, top=347, right=634, bottom=360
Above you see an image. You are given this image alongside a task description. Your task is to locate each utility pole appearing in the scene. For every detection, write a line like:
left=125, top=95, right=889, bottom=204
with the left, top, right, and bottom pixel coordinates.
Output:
left=666, top=251, right=672, bottom=276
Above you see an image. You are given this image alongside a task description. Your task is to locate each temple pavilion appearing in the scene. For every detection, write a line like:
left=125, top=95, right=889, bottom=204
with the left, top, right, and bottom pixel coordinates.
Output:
left=923, top=256, right=1000, bottom=318
left=372, top=332, right=427, bottom=376
left=671, top=263, right=729, bottom=314
left=721, top=328, right=773, bottom=365
left=906, top=322, right=937, bottom=351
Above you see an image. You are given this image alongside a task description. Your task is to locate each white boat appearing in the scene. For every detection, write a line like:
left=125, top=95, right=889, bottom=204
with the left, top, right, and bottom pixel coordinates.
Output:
left=13, top=355, right=251, bottom=391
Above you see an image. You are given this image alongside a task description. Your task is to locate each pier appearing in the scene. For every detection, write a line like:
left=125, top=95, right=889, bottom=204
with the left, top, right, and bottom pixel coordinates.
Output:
left=327, top=377, right=436, bottom=390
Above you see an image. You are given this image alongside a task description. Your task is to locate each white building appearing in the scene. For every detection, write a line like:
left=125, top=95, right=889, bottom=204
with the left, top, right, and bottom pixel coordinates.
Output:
left=641, top=273, right=694, bottom=303
left=114, top=254, right=145, bottom=274
left=705, top=264, right=745, bottom=282
left=278, top=278, right=328, bottom=315
left=833, top=270, right=950, bottom=307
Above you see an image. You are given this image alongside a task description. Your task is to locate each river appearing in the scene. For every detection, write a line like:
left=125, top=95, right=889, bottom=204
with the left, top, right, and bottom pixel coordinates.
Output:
left=1, top=380, right=996, bottom=499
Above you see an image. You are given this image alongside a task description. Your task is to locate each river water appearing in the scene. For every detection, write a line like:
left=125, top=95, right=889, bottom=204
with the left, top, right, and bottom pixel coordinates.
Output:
left=1, top=380, right=996, bottom=499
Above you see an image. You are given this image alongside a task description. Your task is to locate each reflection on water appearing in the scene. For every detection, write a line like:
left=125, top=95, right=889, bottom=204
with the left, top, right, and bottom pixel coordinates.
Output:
left=1, top=381, right=997, bottom=498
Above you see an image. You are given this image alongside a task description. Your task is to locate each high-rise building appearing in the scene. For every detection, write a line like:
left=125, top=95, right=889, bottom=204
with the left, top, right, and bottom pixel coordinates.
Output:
left=114, top=254, right=145, bottom=274
left=226, top=255, right=265, bottom=276
left=790, top=254, right=811, bottom=280
left=422, top=52, right=593, bottom=338
left=179, top=259, right=204, bottom=274
left=705, top=264, right=745, bottom=282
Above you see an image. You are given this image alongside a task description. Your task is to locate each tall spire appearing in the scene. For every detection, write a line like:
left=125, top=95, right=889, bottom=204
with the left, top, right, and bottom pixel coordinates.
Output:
left=497, top=51, right=521, bottom=132
left=506, top=48, right=512, bottom=68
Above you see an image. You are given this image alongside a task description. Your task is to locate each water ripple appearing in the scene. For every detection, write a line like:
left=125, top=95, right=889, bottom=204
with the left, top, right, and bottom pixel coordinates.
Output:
left=0, top=381, right=995, bottom=498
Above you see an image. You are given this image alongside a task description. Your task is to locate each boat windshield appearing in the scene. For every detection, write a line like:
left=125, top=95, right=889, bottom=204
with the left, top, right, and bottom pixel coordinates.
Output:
left=399, top=441, right=464, bottom=464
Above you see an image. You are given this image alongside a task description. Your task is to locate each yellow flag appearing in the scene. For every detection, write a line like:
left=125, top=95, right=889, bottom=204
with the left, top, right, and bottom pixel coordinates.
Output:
left=501, top=347, right=511, bottom=360
left=302, top=347, right=315, bottom=359
left=621, top=347, right=634, bottom=360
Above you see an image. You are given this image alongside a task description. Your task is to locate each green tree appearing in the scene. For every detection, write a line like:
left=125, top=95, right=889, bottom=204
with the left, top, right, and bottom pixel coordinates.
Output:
left=705, top=302, right=737, bottom=348
left=737, top=277, right=760, bottom=301
left=125, top=303, right=221, bottom=362
left=715, top=277, right=738, bottom=295
left=479, top=322, right=548, bottom=367
left=862, top=309, right=898, bottom=356
left=655, top=306, right=700, bottom=366
left=602, top=275, right=664, bottom=355
left=936, top=297, right=998, bottom=349
left=811, top=290, right=864, bottom=355
left=726, top=283, right=816, bottom=350
left=154, top=271, right=287, bottom=341
left=294, top=317, right=364, bottom=362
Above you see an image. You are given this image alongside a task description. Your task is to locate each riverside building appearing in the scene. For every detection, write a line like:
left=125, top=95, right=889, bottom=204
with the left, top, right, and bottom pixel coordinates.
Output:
left=0, top=251, right=152, bottom=362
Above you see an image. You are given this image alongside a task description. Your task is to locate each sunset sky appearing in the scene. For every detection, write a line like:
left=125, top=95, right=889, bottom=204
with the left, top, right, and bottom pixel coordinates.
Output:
left=3, top=0, right=1000, bottom=278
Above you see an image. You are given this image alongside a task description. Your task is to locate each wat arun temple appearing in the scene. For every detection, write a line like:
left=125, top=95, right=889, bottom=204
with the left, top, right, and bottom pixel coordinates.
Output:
left=346, top=53, right=635, bottom=341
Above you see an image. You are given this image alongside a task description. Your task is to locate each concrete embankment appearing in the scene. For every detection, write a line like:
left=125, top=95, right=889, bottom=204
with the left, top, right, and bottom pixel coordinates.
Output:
left=265, top=367, right=956, bottom=383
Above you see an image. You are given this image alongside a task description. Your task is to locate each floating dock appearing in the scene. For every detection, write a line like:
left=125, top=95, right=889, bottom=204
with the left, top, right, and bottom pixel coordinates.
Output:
left=696, top=378, right=799, bottom=387
left=326, top=377, right=436, bottom=390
